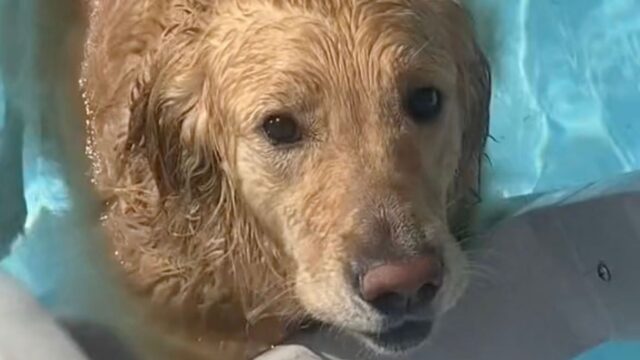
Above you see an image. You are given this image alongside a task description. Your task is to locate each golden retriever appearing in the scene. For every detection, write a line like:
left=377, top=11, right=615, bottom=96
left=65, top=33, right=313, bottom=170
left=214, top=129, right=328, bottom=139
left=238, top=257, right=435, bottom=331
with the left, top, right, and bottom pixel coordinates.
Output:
left=82, top=0, right=491, bottom=358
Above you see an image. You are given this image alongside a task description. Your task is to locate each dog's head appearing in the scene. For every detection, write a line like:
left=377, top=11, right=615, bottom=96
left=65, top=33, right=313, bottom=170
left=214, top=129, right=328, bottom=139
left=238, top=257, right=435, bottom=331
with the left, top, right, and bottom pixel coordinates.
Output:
left=126, top=0, right=490, bottom=354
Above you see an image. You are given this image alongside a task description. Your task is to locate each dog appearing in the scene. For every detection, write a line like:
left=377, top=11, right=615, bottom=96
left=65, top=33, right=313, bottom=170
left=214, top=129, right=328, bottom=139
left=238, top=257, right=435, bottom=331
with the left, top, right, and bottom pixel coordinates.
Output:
left=82, top=0, right=490, bottom=358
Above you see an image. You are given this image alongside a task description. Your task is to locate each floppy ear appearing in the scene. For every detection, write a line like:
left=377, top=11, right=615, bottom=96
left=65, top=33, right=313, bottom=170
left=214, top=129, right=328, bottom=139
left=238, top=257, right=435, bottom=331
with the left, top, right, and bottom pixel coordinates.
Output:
left=448, top=5, right=492, bottom=226
left=124, top=46, right=221, bottom=201
left=458, top=43, right=491, bottom=201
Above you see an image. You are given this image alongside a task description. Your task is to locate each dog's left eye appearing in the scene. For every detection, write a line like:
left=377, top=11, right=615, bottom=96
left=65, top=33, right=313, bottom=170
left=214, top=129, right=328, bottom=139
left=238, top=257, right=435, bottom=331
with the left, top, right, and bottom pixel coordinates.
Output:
left=262, top=113, right=302, bottom=145
left=405, top=87, right=443, bottom=123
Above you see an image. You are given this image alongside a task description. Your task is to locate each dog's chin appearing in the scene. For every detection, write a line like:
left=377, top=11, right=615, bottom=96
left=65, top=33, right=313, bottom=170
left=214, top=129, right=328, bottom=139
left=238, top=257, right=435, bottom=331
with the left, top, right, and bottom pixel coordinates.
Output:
left=351, top=320, right=433, bottom=356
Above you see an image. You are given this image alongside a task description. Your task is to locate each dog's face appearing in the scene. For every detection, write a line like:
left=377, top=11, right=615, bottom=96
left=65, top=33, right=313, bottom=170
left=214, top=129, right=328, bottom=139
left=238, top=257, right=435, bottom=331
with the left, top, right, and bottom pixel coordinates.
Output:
left=130, top=0, right=489, bottom=354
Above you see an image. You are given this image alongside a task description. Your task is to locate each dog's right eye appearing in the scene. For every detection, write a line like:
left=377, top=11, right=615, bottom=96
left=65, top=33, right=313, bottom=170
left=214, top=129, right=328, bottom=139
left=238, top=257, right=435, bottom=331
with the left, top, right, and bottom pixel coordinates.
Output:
left=262, top=113, right=302, bottom=145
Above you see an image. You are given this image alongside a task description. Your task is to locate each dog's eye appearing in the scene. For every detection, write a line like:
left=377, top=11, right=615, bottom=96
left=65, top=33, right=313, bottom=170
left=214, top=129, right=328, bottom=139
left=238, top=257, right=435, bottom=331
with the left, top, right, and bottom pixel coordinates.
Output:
left=262, top=114, right=302, bottom=145
left=406, top=87, right=443, bottom=123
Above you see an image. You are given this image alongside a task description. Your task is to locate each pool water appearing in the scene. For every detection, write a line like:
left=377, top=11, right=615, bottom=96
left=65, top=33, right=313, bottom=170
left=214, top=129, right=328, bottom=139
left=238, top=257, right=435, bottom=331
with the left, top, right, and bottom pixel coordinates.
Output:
left=466, top=0, right=640, bottom=200
left=575, top=342, right=640, bottom=360
left=1, top=0, right=639, bottom=359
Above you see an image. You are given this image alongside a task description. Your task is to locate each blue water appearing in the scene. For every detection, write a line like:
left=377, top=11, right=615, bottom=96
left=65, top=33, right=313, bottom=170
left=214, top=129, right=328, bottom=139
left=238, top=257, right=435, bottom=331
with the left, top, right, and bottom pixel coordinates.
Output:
left=466, top=0, right=640, bottom=200
left=1, top=0, right=639, bottom=358
left=575, top=342, right=640, bottom=360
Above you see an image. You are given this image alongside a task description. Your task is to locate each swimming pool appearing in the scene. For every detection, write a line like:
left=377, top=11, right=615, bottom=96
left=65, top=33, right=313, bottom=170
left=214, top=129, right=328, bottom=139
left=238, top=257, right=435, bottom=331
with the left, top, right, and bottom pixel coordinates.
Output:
left=1, top=0, right=639, bottom=359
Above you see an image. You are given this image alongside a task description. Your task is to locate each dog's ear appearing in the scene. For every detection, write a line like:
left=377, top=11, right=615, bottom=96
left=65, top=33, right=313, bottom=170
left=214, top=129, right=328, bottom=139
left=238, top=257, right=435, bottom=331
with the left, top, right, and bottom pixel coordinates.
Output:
left=448, top=4, right=492, bottom=223
left=125, top=46, right=221, bottom=200
left=458, top=42, right=491, bottom=201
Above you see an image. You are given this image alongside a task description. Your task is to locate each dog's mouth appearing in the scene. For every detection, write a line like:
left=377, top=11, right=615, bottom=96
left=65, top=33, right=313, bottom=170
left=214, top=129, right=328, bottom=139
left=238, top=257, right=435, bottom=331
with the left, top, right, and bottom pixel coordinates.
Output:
left=354, top=320, right=433, bottom=353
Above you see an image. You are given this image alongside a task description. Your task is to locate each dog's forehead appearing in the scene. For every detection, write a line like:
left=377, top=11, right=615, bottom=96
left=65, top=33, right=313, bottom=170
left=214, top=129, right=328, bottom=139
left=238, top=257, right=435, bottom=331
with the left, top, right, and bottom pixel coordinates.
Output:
left=214, top=0, right=455, bottom=90
left=212, top=0, right=460, bottom=133
left=215, top=0, right=453, bottom=59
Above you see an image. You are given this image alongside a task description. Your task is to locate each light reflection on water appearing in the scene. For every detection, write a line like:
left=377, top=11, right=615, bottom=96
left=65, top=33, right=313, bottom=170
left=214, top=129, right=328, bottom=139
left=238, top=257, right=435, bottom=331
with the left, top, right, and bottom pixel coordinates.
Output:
left=468, top=0, right=640, bottom=200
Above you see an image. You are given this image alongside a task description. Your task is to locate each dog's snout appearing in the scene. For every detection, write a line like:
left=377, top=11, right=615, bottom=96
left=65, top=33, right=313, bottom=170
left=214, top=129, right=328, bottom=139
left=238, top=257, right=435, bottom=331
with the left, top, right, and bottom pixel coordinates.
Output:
left=360, top=256, right=442, bottom=315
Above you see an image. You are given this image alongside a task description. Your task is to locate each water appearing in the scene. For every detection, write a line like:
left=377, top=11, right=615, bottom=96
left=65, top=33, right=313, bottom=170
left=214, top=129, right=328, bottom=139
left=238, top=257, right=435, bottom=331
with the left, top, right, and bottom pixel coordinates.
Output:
left=1, top=0, right=639, bottom=358
left=575, top=342, right=640, bottom=360
left=466, top=0, right=640, bottom=200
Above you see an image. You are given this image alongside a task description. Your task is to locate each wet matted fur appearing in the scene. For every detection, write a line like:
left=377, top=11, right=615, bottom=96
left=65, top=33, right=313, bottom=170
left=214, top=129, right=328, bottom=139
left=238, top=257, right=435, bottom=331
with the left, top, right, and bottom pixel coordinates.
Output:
left=82, top=0, right=490, bottom=358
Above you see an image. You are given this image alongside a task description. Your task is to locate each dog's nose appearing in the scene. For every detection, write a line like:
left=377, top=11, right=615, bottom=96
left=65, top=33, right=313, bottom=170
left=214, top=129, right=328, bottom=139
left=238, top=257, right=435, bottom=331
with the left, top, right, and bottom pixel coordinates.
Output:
left=360, top=256, right=442, bottom=314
